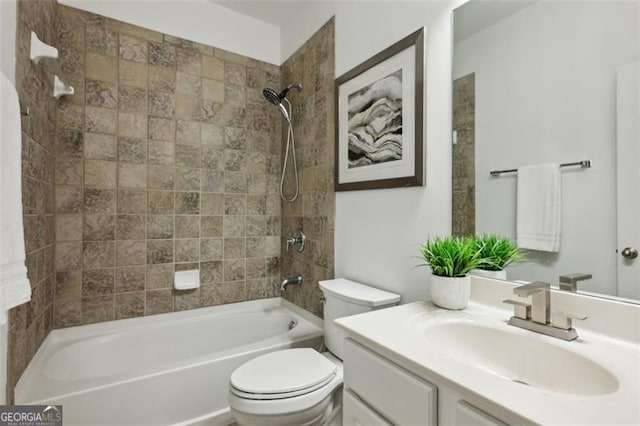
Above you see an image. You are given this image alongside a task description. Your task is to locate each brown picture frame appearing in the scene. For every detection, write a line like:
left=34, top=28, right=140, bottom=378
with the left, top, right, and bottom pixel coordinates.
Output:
left=334, top=27, right=425, bottom=192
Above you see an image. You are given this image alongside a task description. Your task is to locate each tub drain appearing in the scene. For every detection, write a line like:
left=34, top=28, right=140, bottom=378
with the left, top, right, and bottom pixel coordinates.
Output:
left=288, top=320, right=298, bottom=330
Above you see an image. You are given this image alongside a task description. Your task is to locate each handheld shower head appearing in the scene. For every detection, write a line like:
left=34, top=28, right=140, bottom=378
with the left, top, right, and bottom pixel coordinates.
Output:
left=262, top=88, right=282, bottom=106
left=262, top=88, right=291, bottom=121
left=262, top=83, right=302, bottom=105
left=263, top=83, right=302, bottom=122
left=277, top=103, right=291, bottom=122
left=263, top=83, right=303, bottom=203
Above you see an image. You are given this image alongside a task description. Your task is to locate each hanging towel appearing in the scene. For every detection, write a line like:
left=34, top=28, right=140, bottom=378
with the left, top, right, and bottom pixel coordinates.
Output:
left=516, top=163, right=562, bottom=252
left=0, top=71, right=31, bottom=325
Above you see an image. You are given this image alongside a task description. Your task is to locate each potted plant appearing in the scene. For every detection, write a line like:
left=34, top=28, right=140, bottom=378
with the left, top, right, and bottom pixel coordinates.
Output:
left=418, top=236, right=485, bottom=310
left=471, top=234, right=523, bottom=280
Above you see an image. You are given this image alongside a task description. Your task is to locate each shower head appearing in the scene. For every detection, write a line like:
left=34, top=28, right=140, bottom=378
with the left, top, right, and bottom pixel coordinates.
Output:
left=262, top=83, right=303, bottom=122
left=262, top=83, right=302, bottom=104
left=262, top=88, right=282, bottom=106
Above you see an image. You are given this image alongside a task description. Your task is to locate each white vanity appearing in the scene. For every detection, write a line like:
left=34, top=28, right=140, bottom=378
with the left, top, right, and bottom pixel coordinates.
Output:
left=335, top=277, right=640, bottom=425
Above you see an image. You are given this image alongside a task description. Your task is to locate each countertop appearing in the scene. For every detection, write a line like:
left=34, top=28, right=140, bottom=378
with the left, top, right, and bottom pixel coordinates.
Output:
left=335, top=299, right=640, bottom=425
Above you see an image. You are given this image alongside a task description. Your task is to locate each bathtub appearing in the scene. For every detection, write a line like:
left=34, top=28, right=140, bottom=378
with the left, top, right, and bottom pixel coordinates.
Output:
left=15, top=297, right=323, bottom=425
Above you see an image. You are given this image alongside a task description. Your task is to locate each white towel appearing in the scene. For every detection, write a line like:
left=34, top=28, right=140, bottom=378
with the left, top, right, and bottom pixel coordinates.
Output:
left=516, top=163, right=562, bottom=252
left=0, top=71, right=31, bottom=325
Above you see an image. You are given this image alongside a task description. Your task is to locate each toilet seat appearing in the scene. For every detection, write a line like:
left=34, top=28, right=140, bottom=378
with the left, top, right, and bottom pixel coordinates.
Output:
left=231, top=374, right=336, bottom=400
left=229, top=357, right=344, bottom=420
left=230, top=348, right=337, bottom=400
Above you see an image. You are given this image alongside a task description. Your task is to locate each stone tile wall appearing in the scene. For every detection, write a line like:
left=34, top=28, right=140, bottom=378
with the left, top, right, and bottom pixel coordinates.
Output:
left=7, top=3, right=335, bottom=403
left=52, top=5, right=282, bottom=327
left=452, top=73, right=475, bottom=237
left=280, top=19, right=335, bottom=317
left=7, top=0, right=58, bottom=403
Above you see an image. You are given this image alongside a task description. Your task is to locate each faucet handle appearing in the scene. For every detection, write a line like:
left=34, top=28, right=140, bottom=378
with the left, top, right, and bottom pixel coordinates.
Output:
left=552, top=310, right=587, bottom=330
left=513, top=281, right=550, bottom=297
left=503, top=299, right=531, bottom=320
left=559, top=273, right=592, bottom=292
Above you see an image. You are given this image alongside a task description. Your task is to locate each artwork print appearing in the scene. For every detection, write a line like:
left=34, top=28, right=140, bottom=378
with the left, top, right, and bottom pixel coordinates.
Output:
left=347, top=69, right=403, bottom=169
left=335, top=27, right=424, bottom=191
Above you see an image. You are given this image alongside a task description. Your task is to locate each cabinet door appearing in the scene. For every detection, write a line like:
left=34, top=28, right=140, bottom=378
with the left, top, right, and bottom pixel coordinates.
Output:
left=456, top=401, right=508, bottom=426
left=343, top=389, right=392, bottom=426
left=343, top=338, right=437, bottom=425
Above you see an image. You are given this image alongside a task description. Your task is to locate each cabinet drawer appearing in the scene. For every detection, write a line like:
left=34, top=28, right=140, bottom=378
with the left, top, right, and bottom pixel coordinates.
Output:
left=343, top=389, right=392, bottom=426
left=343, top=338, right=437, bottom=425
left=456, top=401, right=507, bottom=426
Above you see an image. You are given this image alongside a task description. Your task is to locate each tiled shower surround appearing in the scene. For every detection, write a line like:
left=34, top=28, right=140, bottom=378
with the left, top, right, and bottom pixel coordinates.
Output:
left=7, top=1, right=335, bottom=402
left=52, top=4, right=283, bottom=327
left=280, top=19, right=336, bottom=317
left=452, top=73, right=475, bottom=237
left=7, top=0, right=58, bottom=403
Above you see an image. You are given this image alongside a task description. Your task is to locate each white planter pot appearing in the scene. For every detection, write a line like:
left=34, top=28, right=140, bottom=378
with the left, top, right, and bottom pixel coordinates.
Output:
left=430, top=275, right=470, bottom=310
left=470, top=269, right=507, bottom=280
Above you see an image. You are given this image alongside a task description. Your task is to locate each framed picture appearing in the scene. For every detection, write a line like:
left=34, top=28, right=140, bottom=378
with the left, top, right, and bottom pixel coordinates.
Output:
left=335, top=28, right=425, bottom=191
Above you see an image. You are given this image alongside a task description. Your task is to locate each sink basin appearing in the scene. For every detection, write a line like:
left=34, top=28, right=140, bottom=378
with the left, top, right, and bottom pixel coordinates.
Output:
left=422, top=321, right=619, bottom=395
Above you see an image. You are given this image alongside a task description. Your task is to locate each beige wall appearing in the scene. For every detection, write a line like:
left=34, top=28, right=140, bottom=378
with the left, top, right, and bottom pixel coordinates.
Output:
left=7, top=3, right=336, bottom=401
left=51, top=5, right=283, bottom=328
left=7, top=0, right=58, bottom=403
left=280, top=19, right=335, bottom=318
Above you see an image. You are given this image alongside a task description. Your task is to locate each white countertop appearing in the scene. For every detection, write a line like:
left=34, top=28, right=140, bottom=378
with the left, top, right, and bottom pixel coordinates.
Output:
left=335, top=299, right=640, bottom=425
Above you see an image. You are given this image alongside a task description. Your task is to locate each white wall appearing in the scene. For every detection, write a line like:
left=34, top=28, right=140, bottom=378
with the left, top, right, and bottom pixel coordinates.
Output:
left=0, top=0, right=17, bottom=404
left=454, top=1, right=639, bottom=295
left=60, top=0, right=281, bottom=65
left=279, top=1, right=465, bottom=302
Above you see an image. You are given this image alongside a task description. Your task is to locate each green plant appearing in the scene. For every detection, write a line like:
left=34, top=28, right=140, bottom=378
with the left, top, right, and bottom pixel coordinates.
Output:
left=418, top=236, right=485, bottom=277
left=474, top=234, right=523, bottom=271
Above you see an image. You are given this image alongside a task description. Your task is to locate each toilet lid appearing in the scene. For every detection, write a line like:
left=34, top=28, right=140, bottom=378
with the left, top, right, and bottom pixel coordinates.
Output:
left=230, top=348, right=337, bottom=395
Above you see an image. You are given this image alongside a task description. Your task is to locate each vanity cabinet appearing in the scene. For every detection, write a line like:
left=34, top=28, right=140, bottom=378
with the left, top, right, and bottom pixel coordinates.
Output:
left=456, top=401, right=508, bottom=426
left=343, top=338, right=437, bottom=425
left=342, top=338, right=512, bottom=426
left=343, top=389, right=392, bottom=426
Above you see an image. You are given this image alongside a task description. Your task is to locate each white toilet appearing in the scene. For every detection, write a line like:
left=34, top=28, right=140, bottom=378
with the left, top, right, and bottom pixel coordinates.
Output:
left=228, top=278, right=401, bottom=426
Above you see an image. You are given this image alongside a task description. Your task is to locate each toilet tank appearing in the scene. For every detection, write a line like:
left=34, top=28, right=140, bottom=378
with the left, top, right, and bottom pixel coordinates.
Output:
left=318, top=279, right=400, bottom=359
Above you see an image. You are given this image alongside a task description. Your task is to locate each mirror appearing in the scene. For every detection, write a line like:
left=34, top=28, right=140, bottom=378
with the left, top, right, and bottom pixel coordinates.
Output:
left=452, top=0, right=640, bottom=303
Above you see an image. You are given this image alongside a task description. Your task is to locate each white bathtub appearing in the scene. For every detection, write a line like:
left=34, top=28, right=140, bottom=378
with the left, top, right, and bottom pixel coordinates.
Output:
left=15, top=298, right=323, bottom=425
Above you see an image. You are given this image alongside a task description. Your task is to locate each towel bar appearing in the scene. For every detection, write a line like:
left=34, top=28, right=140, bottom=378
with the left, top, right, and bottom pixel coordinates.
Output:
left=490, top=160, right=591, bottom=177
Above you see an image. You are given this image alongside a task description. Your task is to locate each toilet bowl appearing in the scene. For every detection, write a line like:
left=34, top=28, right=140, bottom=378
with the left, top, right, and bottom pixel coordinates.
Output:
left=228, top=279, right=400, bottom=426
left=229, top=349, right=343, bottom=426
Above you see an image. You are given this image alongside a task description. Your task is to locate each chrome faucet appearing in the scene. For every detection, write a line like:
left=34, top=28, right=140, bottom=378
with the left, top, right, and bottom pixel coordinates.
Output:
left=280, top=275, right=303, bottom=291
left=503, top=281, right=586, bottom=341
left=512, top=282, right=550, bottom=324
left=559, top=273, right=592, bottom=292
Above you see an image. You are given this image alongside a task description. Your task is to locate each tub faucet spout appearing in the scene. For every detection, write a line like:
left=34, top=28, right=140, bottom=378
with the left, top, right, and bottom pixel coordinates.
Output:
left=281, top=275, right=303, bottom=291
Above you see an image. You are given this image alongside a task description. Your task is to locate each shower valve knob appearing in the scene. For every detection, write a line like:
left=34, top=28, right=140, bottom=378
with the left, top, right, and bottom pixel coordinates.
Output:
left=286, top=229, right=306, bottom=252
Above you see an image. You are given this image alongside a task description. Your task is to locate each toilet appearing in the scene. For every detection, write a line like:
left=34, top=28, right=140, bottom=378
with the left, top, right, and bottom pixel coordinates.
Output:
left=228, top=278, right=401, bottom=426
